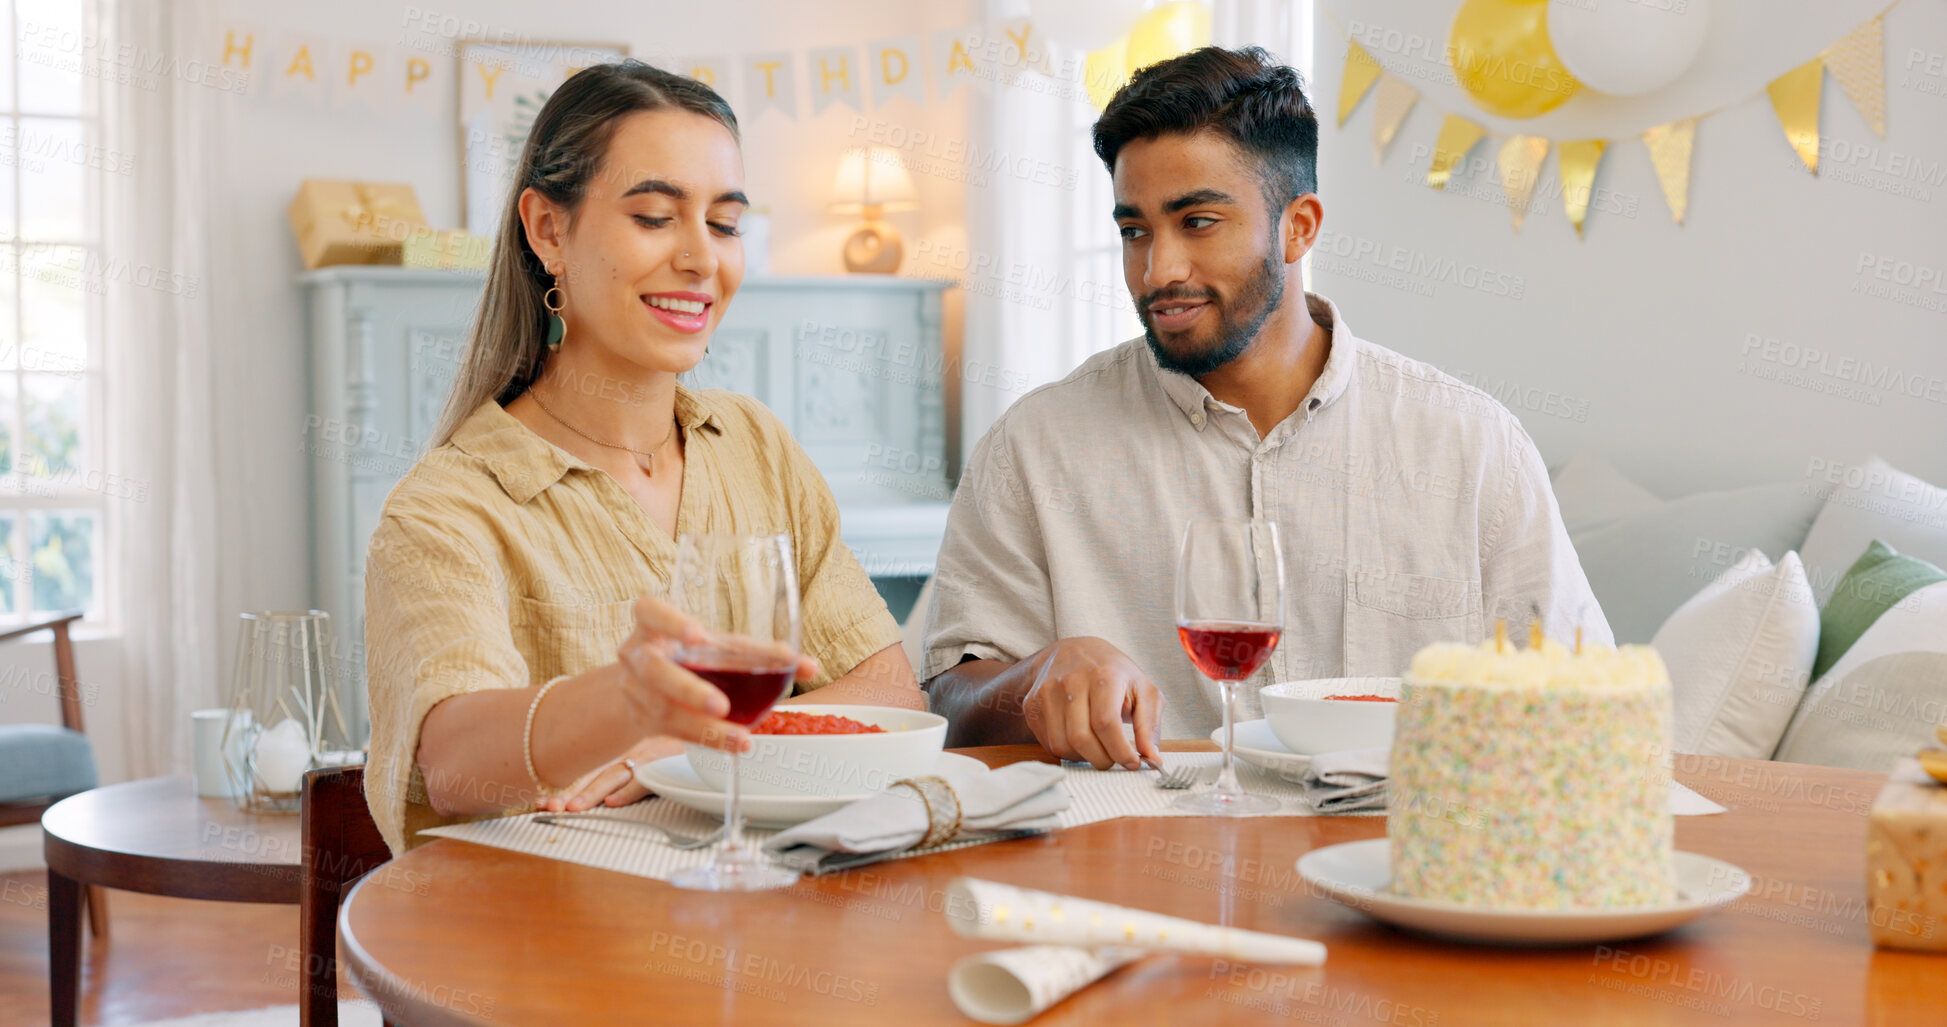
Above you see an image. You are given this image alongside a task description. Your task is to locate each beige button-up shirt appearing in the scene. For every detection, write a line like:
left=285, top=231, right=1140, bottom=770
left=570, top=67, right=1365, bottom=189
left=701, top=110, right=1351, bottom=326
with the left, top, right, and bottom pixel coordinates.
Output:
left=365, top=390, right=902, bottom=854
left=923, top=294, right=1610, bottom=738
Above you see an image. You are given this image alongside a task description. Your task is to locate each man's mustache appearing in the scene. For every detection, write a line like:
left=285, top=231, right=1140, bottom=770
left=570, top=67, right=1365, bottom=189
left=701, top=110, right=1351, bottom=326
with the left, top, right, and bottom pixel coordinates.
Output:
left=1140, top=287, right=1219, bottom=309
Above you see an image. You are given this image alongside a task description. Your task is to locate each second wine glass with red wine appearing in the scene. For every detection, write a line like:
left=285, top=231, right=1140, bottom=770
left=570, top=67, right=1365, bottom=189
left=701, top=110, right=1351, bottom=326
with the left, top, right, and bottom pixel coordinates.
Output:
left=666, top=532, right=802, bottom=891
left=1174, top=517, right=1285, bottom=814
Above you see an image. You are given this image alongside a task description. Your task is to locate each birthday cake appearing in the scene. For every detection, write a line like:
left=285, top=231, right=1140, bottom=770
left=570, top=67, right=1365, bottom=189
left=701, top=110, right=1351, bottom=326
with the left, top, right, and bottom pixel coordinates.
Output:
left=1389, top=633, right=1676, bottom=909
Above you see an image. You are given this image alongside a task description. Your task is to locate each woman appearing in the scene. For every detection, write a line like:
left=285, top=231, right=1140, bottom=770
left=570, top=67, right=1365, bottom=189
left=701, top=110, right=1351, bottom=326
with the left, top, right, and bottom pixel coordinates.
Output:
left=364, top=62, right=922, bottom=855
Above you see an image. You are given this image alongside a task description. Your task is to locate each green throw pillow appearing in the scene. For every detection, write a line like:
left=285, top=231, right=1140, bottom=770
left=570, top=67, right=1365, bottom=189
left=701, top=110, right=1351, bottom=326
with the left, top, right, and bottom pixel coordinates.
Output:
left=1813, top=540, right=1947, bottom=679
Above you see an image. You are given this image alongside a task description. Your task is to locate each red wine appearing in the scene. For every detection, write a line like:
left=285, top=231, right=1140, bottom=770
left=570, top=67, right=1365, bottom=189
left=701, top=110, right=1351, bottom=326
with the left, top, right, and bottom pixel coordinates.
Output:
left=1177, top=621, right=1281, bottom=681
left=679, top=663, right=795, bottom=725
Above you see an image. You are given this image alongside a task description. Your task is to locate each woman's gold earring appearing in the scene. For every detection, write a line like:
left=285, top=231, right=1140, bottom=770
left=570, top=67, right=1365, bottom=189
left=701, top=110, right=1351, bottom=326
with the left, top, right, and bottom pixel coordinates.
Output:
left=544, top=275, right=566, bottom=353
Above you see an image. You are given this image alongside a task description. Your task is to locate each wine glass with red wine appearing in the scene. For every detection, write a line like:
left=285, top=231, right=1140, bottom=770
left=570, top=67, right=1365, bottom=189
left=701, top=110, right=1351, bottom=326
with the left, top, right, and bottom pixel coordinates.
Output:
left=1174, top=517, right=1285, bottom=814
left=667, top=532, right=802, bottom=891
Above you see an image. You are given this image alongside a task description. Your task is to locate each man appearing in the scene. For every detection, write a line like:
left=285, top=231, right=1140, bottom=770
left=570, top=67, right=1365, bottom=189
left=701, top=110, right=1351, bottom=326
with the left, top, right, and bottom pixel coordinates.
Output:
left=922, top=46, right=1610, bottom=770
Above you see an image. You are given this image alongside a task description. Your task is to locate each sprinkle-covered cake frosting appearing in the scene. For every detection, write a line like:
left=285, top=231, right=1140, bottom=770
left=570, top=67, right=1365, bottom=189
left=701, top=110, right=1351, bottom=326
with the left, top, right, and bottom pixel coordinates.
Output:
left=1389, top=636, right=1676, bottom=909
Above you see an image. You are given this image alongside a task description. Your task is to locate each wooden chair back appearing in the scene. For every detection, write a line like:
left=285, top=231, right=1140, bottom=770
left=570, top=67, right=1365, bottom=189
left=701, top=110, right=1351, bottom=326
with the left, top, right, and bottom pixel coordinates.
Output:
left=299, top=764, right=394, bottom=1027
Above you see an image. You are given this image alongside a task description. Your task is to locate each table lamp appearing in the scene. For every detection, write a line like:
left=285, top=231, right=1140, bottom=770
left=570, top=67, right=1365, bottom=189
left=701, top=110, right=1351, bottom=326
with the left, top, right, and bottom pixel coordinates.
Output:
left=831, top=146, right=917, bottom=274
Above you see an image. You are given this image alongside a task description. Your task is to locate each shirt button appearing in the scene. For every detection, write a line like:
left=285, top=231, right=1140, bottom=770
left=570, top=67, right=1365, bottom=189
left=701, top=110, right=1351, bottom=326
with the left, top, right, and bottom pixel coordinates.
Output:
left=1190, top=413, right=1204, bottom=426
left=1253, top=451, right=1267, bottom=462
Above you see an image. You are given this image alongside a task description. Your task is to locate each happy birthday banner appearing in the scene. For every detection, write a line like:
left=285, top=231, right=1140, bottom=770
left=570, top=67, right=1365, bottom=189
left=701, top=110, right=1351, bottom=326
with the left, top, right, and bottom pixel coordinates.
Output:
left=205, top=19, right=1073, bottom=120
left=1336, top=6, right=1899, bottom=237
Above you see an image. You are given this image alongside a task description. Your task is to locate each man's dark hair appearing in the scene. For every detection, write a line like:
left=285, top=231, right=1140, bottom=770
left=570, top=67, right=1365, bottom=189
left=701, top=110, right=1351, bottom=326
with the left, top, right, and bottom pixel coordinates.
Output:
left=1092, top=46, right=1318, bottom=209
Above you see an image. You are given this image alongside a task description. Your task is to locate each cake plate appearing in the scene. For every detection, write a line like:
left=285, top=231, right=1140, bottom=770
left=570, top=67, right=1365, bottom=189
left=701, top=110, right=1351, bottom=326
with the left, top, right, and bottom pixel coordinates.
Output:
left=1296, top=840, right=1752, bottom=945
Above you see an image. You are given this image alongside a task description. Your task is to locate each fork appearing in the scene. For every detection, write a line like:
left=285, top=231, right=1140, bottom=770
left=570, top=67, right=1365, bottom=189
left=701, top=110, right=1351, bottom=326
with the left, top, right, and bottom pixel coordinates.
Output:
left=533, top=813, right=728, bottom=849
left=1061, top=756, right=1202, bottom=789
left=1143, top=758, right=1202, bottom=790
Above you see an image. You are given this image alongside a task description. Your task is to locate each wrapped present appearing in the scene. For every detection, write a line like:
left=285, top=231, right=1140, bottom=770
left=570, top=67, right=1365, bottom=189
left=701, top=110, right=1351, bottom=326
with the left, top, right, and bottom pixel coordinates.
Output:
left=401, top=228, right=492, bottom=271
left=288, top=180, right=427, bottom=269
left=1866, top=758, right=1947, bottom=952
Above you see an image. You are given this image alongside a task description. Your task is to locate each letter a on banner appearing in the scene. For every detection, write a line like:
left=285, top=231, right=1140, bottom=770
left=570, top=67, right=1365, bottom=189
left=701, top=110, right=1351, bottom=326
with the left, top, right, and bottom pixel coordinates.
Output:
left=933, top=27, right=983, bottom=99
left=868, top=36, right=925, bottom=108
left=743, top=51, right=798, bottom=119
left=273, top=33, right=327, bottom=101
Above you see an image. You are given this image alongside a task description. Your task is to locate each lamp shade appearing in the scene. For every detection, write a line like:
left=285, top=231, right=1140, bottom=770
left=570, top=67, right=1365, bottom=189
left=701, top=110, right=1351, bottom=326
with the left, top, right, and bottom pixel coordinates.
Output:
left=831, top=146, right=917, bottom=215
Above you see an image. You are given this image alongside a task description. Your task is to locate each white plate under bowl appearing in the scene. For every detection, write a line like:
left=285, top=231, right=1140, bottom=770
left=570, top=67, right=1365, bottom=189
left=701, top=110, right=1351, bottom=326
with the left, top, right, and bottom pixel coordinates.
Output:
left=637, top=751, right=986, bottom=828
left=1296, top=839, right=1752, bottom=946
left=1260, top=678, right=1401, bottom=756
left=1209, top=720, right=1313, bottom=780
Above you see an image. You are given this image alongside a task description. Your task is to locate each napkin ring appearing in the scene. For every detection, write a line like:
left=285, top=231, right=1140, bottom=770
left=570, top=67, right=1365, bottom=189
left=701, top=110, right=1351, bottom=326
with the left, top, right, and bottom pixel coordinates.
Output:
left=892, top=775, right=962, bottom=849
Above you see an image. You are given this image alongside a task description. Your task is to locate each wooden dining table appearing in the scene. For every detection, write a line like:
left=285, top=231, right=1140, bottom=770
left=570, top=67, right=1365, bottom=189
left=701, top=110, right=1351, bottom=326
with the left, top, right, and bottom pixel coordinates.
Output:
left=338, top=743, right=1942, bottom=1026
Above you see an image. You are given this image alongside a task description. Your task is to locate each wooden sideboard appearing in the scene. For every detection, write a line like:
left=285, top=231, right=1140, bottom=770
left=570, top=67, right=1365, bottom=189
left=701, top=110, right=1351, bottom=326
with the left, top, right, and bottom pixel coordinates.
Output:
left=300, top=268, right=954, bottom=740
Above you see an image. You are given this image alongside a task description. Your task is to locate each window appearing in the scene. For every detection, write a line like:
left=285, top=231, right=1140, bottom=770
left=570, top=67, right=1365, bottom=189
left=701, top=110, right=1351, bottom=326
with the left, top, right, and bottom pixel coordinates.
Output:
left=0, top=0, right=108, bottom=626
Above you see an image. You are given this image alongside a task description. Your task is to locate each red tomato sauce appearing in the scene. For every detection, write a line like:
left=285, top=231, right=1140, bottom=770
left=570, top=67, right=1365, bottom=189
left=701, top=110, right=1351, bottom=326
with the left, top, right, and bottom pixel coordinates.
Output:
left=752, top=711, right=887, bottom=734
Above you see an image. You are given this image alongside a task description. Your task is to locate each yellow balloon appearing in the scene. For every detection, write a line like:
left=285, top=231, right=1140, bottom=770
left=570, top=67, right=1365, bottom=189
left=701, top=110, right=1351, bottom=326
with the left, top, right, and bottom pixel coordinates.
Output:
left=1448, top=0, right=1581, bottom=119
left=1124, top=1, right=1213, bottom=76
left=1086, top=36, right=1130, bottom=112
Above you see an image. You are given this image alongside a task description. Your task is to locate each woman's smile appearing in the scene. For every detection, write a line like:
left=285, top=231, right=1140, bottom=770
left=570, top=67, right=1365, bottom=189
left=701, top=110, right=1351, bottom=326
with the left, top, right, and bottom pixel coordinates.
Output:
left=642, top=289, right=713, bottom=333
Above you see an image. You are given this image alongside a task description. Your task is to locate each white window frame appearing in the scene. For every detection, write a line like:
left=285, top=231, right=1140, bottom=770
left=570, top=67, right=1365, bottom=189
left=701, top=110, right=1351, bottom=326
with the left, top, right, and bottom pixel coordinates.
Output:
left=0, top=0, right=113, bottom=632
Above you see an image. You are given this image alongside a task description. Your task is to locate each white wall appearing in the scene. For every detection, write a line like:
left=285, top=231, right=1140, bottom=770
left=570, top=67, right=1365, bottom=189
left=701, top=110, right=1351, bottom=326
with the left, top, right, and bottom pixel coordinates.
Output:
left=1310, top=1, right=1947, bottom=499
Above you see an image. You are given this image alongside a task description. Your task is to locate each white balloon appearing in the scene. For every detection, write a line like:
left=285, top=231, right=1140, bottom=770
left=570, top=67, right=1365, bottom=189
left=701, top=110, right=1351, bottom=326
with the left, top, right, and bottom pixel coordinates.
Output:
left=1029, top=0, right=1150, bottom=53
left=1547, top=0, right=1712, bottom=97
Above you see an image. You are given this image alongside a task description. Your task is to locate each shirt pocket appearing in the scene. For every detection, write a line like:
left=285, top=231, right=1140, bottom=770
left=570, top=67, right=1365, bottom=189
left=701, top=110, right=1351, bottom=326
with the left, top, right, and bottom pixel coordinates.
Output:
left=1340, top=570, right=1484, bottom=678
left=508, top=597, right=639, bottom=684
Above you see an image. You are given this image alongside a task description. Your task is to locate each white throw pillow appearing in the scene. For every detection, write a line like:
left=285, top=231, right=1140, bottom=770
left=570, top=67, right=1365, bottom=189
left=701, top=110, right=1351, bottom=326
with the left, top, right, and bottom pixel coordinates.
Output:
left=1551, top=451, right=1661, bottom=536
left=1799, top=456, right=1947, bottom=606
left=1773, top=579, right=1947, bottom=772
left=1570, top=481, right=1824, bottom=644
left=1650, top=550, right=1819, bottom=758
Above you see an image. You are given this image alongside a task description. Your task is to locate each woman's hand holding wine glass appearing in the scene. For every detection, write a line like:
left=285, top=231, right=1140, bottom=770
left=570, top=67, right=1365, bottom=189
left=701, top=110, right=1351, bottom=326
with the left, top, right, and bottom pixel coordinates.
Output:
left=614, top=594, right=821, bottom=753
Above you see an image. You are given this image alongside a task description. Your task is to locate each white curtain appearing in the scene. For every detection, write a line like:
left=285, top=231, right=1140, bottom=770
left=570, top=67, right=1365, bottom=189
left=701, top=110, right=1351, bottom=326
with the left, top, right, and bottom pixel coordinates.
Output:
left=962, top=0, right=1312, bottom=452
left=101, top=0, right=225, bottom=777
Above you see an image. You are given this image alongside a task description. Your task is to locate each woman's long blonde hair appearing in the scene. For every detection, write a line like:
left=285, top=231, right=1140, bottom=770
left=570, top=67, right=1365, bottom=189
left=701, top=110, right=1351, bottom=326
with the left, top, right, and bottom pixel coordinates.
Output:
left=429, top=61, right=740, bottom=448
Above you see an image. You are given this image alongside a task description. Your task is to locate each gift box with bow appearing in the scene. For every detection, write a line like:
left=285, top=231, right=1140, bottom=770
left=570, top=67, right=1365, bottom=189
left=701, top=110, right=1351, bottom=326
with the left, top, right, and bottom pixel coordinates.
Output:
left=288, top=179, right=428, bottom=269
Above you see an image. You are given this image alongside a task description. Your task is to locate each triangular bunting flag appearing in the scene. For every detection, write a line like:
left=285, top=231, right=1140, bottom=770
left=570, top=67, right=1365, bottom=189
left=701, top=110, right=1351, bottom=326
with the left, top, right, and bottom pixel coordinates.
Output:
left=1558, top=139, right=1608, bottom=238
left=1641, top=118, right=1698, bottom=225
left=1823, top=16, right=1885, bottom=137
left=1338, top=41, right=1383, bottom=126
left=1497, top=136, right=1549, bottom=232
left=1427, top=114, right=1486, bottom=190
left=1370, top=76, right=1418, bottom=164
left=1767, top=56, right=1824, bottom=174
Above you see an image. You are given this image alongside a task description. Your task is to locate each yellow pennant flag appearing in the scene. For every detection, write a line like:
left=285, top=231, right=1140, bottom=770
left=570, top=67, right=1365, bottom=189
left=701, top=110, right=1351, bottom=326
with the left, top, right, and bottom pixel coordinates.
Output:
left=1498, top=136, right=1549, bottom=233
left=1823, top=16, right=1885, bottom=137
left=1558, top=139, right=1608, bottom=238
left=1371, top=76, right=1418, bottom=164
left=1427, top=114, right=1487, bottom=190
left=1767, top=56, right=1824, bottom=174
left=1642, top=118, right=1698, bottom=225
left=1339, top=41, right=1383, bottom=125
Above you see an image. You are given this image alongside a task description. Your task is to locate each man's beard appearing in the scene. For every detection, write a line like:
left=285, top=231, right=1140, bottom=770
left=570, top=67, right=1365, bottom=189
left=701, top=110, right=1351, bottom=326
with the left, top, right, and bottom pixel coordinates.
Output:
left=1140, top=242, right=1286, bottom=378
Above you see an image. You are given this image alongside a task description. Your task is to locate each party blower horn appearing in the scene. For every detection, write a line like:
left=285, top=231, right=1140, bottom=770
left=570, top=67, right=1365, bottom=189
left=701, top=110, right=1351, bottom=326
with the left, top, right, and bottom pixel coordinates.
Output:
left=942, top=877, right=1327, bottom=964
left=947, top=946, right=1146, bottom=1025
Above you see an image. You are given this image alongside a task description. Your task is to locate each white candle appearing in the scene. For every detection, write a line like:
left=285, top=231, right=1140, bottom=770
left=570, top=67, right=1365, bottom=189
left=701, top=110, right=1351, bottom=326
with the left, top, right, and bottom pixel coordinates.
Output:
left=253, top=717, right=312, bottom=794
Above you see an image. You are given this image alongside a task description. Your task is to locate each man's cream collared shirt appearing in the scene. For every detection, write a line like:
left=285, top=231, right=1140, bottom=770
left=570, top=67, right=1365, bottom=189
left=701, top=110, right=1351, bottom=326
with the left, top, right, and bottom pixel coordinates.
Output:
left=923, top=293, right=1611, bottom=737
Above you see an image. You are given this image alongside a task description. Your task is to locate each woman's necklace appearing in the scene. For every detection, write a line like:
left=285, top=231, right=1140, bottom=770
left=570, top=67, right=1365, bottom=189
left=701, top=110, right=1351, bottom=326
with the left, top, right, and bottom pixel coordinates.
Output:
left=528, top=387, right=677, bottom=476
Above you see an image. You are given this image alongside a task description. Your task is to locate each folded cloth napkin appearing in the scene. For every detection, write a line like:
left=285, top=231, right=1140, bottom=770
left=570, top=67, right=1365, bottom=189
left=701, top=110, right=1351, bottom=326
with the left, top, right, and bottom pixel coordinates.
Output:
left=1297, top=747, right=1391, bottom=814
left=1296, top=749, right=1732, bottom=817
left=764, top=761, right=1068, bottom=875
